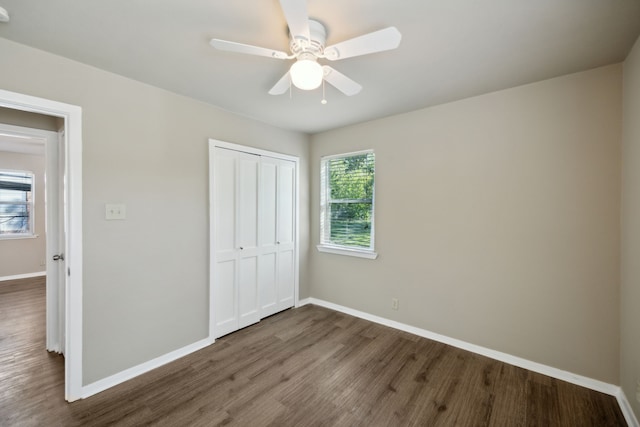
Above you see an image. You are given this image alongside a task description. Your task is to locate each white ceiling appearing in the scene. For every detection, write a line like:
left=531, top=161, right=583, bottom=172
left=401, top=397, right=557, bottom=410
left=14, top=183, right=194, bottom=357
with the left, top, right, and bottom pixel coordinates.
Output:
left=0, top=0, right=639, bottom=134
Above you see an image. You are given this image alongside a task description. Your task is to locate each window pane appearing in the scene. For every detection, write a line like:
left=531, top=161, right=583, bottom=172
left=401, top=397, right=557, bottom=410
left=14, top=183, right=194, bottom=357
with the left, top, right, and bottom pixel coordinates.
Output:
left=0, top=188, right=28, bottom=203
left=329, top=202, right=372, bottom=248
left=0, top=203, right=30, bottom=233
left=328, top=153, right=374, bottom=201
left=0, top=171, right=33, bottom=235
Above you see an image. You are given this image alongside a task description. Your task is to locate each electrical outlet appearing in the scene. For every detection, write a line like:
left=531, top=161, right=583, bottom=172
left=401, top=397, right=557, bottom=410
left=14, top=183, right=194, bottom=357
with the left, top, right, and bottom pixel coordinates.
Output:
left=105, top=203, right=126, bottom=220
left=391, top=298, right=399, bottom=310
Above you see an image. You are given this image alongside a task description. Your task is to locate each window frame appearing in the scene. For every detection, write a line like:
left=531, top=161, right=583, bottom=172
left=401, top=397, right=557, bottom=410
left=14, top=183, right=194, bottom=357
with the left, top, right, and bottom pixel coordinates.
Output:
left=0, top=169, right=36, bottom=240
left=317, top=149, right=378, bottom=259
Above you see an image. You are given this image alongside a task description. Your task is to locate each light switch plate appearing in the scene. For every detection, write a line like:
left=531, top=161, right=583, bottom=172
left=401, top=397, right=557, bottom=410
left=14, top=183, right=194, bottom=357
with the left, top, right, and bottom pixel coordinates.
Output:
left=105, top=203, right=126, bottom=220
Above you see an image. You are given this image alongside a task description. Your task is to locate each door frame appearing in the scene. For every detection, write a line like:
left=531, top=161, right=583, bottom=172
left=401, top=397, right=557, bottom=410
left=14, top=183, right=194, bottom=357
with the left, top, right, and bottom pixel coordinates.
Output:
left=0, top=89, right=83, bottom=402
left=208, top=139, right=300, bottom=341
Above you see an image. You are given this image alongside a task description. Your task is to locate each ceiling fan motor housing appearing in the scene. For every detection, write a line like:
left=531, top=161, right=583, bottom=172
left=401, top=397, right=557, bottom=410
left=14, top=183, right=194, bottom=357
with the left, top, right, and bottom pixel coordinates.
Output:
left=290, top=19, right=327, bottom=58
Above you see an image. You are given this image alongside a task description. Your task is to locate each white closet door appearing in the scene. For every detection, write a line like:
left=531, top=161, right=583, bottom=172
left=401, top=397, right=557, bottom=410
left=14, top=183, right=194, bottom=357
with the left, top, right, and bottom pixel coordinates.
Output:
left=258, top=159, right=279, bottom=318
left=213, top=148, right=260, bottom=338
left=276, top=160, right=296, bottom=311
left=258, top=157, right=296, bottom=317
left=236, top=154, right=260, bottom=329
left=211, top=141, right=297, bottom=338
left=213, top=148, right=238, bottom=337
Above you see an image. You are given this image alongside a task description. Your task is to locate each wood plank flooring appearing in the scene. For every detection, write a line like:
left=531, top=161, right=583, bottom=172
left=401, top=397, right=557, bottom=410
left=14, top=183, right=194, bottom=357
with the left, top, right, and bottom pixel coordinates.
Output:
left=0, top=277, right=627, bottom=426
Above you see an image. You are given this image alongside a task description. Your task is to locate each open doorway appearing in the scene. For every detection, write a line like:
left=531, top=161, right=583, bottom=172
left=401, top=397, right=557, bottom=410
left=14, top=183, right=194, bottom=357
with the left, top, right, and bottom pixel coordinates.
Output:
left=0, top=89, right=83, bottom=401
left=0, top=118, right=65, bottom=354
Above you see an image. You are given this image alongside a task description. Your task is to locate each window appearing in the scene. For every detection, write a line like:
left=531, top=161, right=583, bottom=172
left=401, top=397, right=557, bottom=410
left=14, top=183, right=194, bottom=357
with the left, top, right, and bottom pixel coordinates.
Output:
left=318, top=150, right=377, bottom=259
left=0, top=170, right=35, bottom=238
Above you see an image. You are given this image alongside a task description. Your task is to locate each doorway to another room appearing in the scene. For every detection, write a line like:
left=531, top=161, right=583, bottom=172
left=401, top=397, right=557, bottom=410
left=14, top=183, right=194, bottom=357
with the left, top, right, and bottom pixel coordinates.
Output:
left=0, top=89, right=83, bottom=401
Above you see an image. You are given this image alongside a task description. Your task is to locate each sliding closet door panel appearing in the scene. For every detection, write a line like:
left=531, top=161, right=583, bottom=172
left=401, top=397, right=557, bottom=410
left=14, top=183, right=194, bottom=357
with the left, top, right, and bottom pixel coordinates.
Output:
left=238, top=156, right=259, bottom=250
left=276, top=160, right=296, bottom=310
left=213, top=149, right=238, bottom=337
left=214, top=259, right=237, bottom=337
left=259, top=253, right=277, bottom=316
left=238, top=256, right=259, bottom=328
left=278, top=249, right=295, bottom=307
left=260, top=161, right=277, bottom=246
left=236, top=154, right=260, bottom=328
left=214, top=151, right=236, bottom=256
left=258, top=159, right=279, bottom=317
left=277, top=162, right=295, bottom=247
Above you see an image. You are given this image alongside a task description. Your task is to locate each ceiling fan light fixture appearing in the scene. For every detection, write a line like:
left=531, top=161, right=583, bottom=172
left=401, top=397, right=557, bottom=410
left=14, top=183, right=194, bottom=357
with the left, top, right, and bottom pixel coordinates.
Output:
left=0, top=6, right=9, bottom=22
left=290, top=58, right=323, bottom=90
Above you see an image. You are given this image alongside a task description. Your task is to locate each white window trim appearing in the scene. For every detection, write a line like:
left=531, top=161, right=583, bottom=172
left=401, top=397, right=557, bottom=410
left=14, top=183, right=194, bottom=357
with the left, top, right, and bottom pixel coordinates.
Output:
left=0, top=169, right=36, bottom=239
left=316, top=244, right=378, bottom=259
left=318, top=149, right=377, bottom=259
left=0, top=233, right=39, bottom=240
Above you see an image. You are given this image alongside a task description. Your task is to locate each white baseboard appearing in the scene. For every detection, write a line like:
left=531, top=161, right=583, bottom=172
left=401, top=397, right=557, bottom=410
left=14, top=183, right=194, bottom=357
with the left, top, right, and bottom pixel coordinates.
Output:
left=297, top=297, right=312, bottom=307
left=617, top=388, right=640, bottom=427
left=0, top=271, right=46, bottom=282
left=300, top=298, right=622, bottom=397
left=81, top=336, right=215, bottom=399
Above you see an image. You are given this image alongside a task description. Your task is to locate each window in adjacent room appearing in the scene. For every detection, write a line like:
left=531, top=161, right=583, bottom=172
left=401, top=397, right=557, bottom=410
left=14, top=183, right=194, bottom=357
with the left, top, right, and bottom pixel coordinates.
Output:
left=0, top=170, right=35, bottom=238
left=318, top=150, right=377, bottom=259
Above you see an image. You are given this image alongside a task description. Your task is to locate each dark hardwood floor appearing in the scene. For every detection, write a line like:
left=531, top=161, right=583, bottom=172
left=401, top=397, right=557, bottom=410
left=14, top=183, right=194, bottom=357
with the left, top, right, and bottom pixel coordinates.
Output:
left=0, top=277, right=627, bottom=426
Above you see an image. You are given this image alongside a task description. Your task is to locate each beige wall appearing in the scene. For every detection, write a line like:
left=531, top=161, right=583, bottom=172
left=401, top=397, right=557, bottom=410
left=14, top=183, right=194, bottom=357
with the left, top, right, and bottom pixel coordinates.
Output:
left=0, top=37, right=310, bottom=385
left=0, top=151, right=46, bottom=277
left=621, top=35, right=640, bottom=418
left=310, top=64, right=622, bottom=383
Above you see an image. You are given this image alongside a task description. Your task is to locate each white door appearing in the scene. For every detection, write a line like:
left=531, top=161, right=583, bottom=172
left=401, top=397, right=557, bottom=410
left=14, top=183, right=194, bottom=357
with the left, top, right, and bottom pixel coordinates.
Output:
left=210, top=140, right=298, bottom=339
left=258, top=158, right=278, bottom=317
left=212, top=148, right=260, bottom=338
left=276, top=159, right=296, bottom=311
left=258, top=157, right=296, bottom=318
left=56, top=130, right=66, bottom=354
left=236, top=153, right=260, bottom=329
left=41, top=128, right=65, bottom=355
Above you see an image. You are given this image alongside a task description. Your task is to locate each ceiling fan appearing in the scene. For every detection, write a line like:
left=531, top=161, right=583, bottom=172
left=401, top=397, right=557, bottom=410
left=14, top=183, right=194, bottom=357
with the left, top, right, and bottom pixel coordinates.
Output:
left=210, top=0, right=402, bottom=98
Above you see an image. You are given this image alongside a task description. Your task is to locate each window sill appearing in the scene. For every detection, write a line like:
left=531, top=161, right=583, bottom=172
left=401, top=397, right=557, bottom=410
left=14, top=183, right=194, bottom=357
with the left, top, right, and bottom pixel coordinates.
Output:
left=0, top=233, right=39, bottom=241
left=316, top=244, right=378, bottom=259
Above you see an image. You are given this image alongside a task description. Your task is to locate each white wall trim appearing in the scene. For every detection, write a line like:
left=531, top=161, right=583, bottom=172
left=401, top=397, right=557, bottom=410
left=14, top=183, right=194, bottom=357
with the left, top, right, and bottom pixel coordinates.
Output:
left=81, top=337, right=214, bottom=399
left=0, top=271, right=46, bottom=282
left=300, top=298, right=621, bottom=397
left=316, top=244, right=378, bottom=259
left=298, top=297, right=312, bottom=307
left=617, top=389, right=640, bottom=427
left=212, top=139, right=299, bottom=163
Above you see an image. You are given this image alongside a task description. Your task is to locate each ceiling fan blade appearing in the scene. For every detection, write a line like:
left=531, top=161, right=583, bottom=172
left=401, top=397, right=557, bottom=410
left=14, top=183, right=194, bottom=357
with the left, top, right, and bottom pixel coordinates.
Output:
left=279, top=0, right=310, bottom=41
left=322, top=66, right=362, bottom=96
left=323, top=27, right=402, bottom=61
left=210, top=39, right=289, bottom=59
left=269, top=72, right=291, bottom=95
